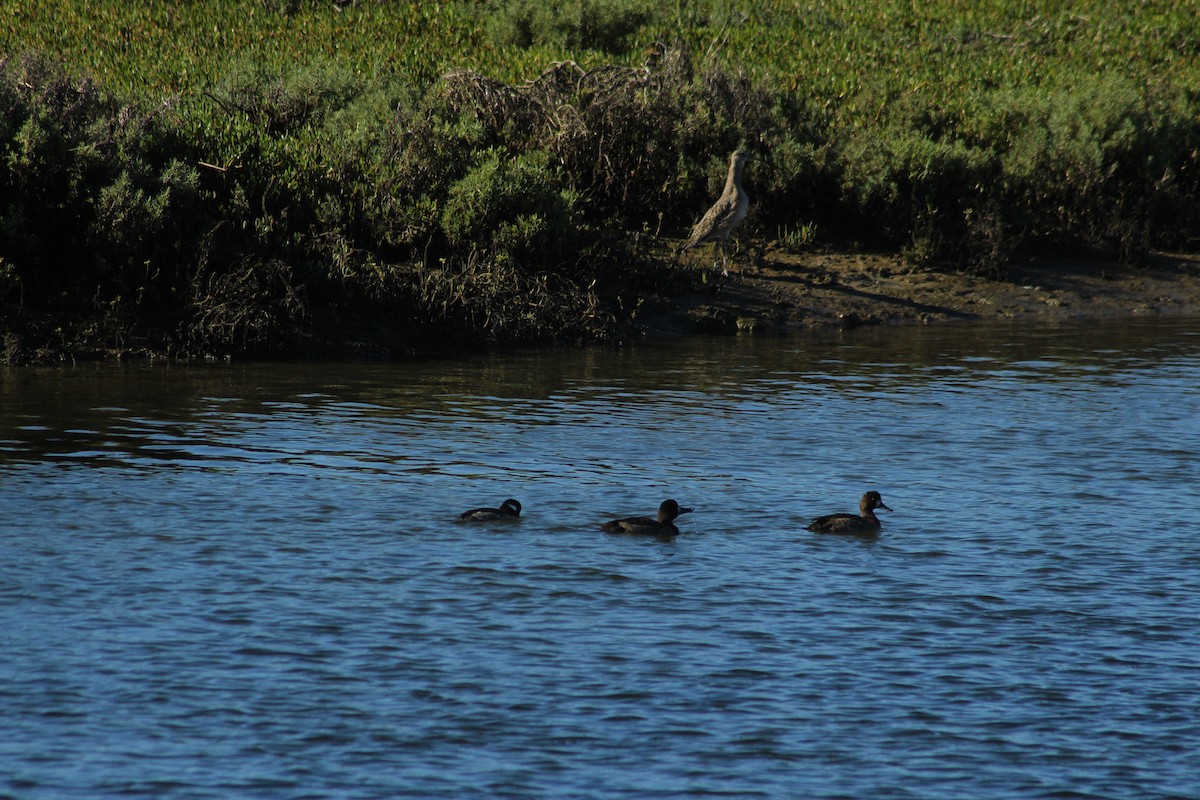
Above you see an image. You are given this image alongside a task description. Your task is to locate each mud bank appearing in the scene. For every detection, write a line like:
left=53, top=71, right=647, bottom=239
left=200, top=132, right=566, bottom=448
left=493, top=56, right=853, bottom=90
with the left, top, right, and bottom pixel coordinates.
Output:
left=649, top=249, right=1200, bottom=336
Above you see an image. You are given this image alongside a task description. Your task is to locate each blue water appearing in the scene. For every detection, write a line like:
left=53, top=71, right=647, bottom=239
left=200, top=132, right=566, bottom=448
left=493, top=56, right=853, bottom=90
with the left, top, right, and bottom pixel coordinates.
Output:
left=2, top=320, right=1199, bottom=799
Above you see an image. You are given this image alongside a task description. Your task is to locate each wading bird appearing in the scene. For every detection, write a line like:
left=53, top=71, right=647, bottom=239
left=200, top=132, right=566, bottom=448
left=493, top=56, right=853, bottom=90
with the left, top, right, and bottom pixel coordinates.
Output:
left=680, top=149, right=752, bottom=275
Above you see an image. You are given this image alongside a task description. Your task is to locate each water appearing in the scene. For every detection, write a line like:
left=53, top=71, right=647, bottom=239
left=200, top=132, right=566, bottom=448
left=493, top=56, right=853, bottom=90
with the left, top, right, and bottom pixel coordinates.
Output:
left=2, top=320, right=1199, bottom=799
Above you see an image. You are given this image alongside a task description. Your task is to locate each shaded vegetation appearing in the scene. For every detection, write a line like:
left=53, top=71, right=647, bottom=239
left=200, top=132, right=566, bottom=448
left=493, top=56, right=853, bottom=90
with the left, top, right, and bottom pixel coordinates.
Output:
left=2, top=1, right=1199, bottom=361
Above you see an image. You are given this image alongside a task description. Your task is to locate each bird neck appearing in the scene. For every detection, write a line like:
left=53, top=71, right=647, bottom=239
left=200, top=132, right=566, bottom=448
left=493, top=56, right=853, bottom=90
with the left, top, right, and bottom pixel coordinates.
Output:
left=724, top=160, right=745, bottom=194
left=724, top=158, right=744, bottom=196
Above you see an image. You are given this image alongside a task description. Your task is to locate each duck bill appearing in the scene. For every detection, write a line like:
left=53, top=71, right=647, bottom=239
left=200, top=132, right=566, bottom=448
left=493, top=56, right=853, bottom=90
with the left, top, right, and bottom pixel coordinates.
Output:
left=878, top=502, right=893, bottom=512
left=678, top=507, right=694, bottom=515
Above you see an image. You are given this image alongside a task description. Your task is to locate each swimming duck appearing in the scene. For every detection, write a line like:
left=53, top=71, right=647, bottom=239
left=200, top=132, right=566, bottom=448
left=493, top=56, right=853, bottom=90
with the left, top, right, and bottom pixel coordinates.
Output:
left=601, top=499, right=693, bottom=537
left=806, top=491, right=892, bottom=534
left=457, top=498, right=522, bottom=522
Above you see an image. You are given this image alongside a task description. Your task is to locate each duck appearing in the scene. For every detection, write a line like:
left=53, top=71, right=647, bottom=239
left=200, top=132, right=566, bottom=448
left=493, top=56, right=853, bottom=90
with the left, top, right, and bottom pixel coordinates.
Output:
left=601, top=499, right=693, bottom=537
left=457, top=498, right=522, bottom=522
left=806, top=491, right=892, bottom=535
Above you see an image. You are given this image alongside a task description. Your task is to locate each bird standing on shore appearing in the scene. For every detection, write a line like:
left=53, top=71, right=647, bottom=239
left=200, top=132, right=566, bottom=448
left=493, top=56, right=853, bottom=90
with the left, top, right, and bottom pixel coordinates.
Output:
left=680, top=149, right=752, bottom=275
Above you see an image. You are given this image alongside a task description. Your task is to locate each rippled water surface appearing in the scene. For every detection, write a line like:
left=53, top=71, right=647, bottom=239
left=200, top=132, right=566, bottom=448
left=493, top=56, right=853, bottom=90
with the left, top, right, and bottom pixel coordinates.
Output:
left=3, top=320, right=1200, bottom=799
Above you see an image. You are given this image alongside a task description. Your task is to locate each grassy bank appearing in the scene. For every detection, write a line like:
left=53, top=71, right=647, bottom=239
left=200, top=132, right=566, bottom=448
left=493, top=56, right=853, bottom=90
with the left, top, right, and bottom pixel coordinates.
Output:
left=2, top=1, right=1199, bottom=361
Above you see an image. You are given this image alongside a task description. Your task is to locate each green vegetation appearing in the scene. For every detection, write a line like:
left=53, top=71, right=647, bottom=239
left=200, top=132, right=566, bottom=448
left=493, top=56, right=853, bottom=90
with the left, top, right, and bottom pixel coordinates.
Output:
left=2, top=1, right=1199, bottom=360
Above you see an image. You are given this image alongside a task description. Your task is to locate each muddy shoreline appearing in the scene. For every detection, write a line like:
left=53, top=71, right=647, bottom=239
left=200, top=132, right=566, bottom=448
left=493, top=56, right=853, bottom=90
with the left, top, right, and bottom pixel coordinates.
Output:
left=6, top=248, right=1199, bottom=365
left=646, top=248, right=1200, bottom=336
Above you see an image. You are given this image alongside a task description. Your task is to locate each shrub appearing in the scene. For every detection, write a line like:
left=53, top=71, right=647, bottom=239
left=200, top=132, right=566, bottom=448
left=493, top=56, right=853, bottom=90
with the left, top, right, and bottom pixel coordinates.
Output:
left=487, top=0, right=660, bottom=53
left=183, top=254, right=307, bottom=356
left=0, top=54, right=201, bottom=338
left=995, top=75, right=1200, bottom=261
left=440, top=42, right=799, bottom=232
left=204, top=59, right=360, bottom=135
left=440, top=148, right=579, bottom=265
left=840, top=117, right=999, bottom=267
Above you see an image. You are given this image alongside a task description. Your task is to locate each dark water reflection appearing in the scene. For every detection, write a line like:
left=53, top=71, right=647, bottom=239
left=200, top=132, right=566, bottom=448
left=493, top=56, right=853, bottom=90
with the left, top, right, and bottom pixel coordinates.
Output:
left=2, top=319, right=1199, bottom=799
